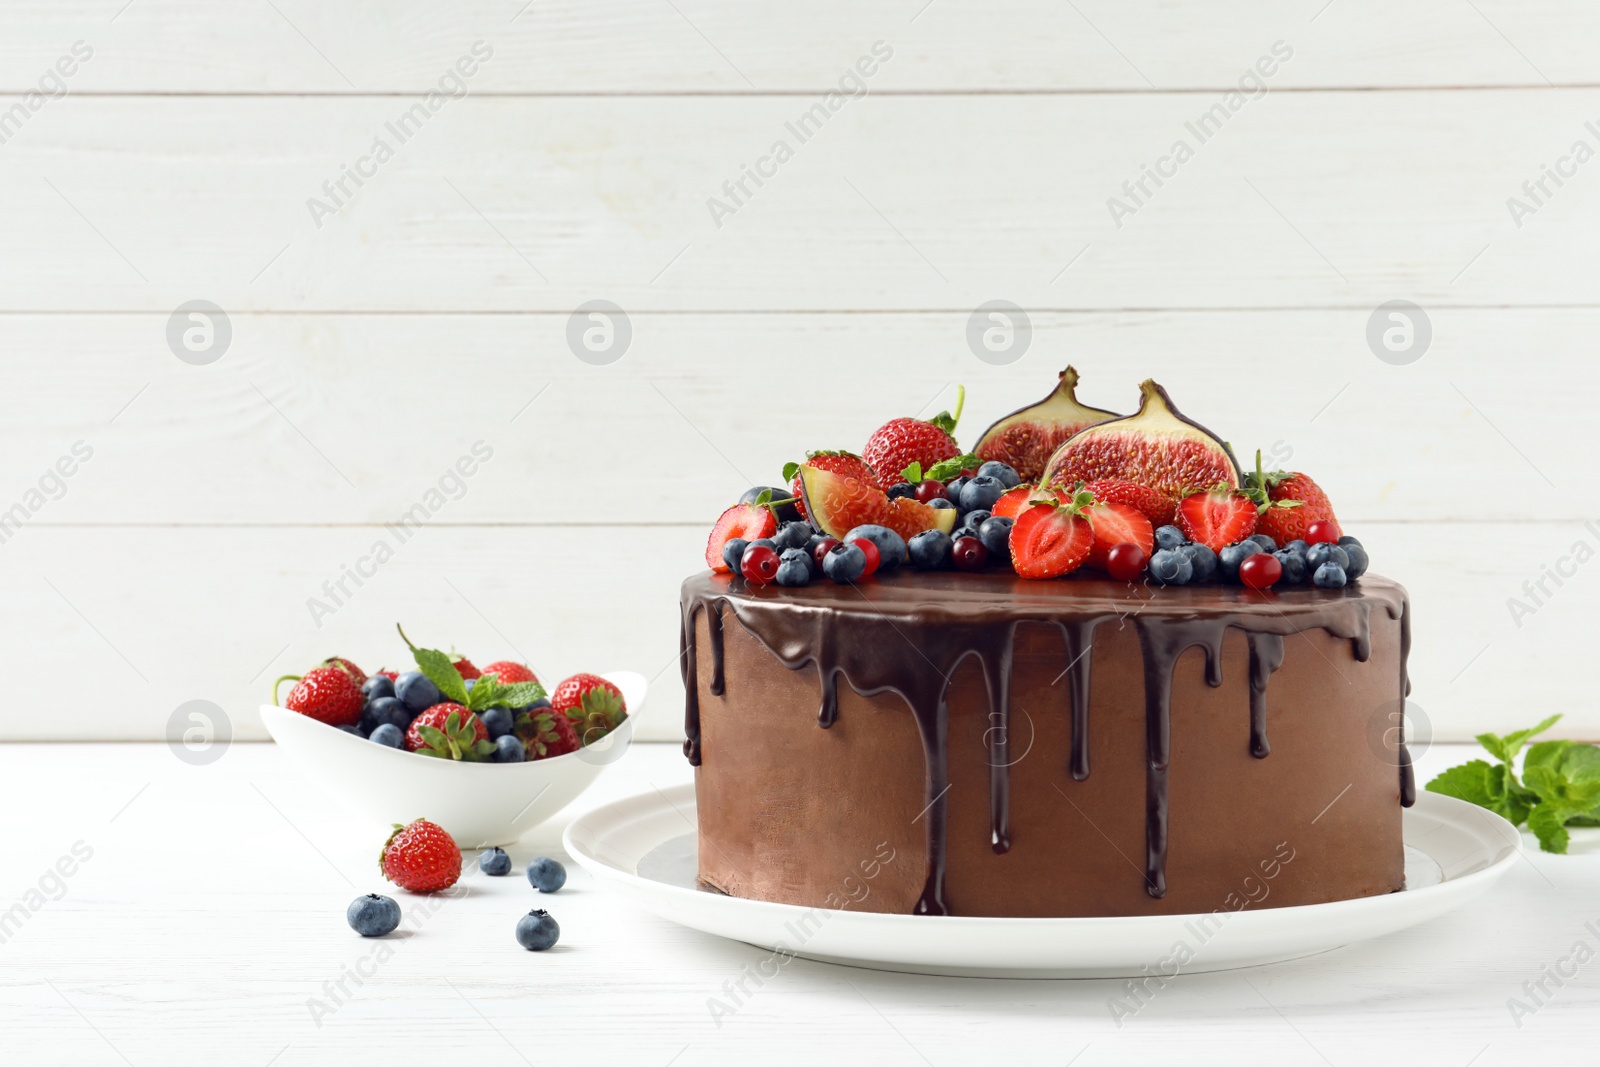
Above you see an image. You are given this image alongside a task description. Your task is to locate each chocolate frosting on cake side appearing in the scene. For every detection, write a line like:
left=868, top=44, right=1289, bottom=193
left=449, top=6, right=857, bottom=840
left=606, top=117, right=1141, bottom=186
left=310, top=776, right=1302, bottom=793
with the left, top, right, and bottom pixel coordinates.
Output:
left=681, top=571, right=1412, bottom=917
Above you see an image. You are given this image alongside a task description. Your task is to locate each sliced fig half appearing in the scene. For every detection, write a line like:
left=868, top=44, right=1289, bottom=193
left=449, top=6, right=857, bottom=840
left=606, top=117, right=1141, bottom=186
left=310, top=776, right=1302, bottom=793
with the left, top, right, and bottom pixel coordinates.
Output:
left=1040, top=379, right=1241, bottom=500
left=797, top=463, right=894, bottom=540
left=972, top=367, right=1120, bottom=482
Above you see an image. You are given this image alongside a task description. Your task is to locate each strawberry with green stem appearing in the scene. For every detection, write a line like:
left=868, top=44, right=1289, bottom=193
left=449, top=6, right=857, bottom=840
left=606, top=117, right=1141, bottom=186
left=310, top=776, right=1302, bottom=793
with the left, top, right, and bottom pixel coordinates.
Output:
left=861, top=387, right=966, bottom=486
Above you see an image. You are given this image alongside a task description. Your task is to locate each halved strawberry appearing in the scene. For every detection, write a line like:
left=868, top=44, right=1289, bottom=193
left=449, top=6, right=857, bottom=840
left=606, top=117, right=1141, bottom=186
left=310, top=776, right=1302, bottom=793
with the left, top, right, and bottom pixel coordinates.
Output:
left=1009, top=493, right=1095, bottom=580
left=992, top=483, right=1068, bottom=520
left=796, top=463, right=893, bottom=539
left=1081, top=479, right=1176, bottom=529
left=1084, top=500, right=1154, bottom=570
left=883, top=496, right=957, bottom=541
left=785, top=451, right=880, bottom=521
left=1176, top=485, right=1258, bottom=552
left=706, top=503, right=778, bottom=573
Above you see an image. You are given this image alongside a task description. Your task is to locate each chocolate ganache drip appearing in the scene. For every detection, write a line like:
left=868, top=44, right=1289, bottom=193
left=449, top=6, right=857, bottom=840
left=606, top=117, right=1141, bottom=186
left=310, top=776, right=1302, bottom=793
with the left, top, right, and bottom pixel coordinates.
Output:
left=681, top=571, right=1412, bottom=914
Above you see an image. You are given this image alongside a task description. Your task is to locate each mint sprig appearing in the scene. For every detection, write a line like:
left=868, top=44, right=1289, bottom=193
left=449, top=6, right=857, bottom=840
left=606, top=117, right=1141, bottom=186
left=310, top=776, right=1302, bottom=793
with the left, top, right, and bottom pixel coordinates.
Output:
left=398, top=623, right=546, bottom=711
left=924, top=453, right=982, bottom=482
left=1425, top=713, right=1600, bottom=852
left=467, top=674, right=547, bottom=712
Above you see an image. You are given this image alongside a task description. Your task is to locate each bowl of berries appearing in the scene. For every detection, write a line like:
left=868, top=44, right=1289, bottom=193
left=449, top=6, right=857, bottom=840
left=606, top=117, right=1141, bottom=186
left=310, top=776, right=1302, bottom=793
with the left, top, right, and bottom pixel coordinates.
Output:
left=261, top=626, right=641, bottom=847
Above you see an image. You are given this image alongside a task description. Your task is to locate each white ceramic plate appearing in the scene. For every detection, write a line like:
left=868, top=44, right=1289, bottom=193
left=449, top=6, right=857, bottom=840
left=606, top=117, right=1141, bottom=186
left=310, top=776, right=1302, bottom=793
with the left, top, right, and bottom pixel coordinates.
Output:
left=565, top=783, right=1521, bottom=978
left=262, top=670, right=645, bottom=847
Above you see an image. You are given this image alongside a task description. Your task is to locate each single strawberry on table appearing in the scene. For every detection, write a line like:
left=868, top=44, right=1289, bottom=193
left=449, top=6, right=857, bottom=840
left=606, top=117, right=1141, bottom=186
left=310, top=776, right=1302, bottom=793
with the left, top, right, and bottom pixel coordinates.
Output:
left=1009, top=491, right=1096, bottom=580
left=784, top=451, right=880, bottom=521
left=861, top=387, right=965, bottom=486
left=406, top=703, right=494, bottom=761
left=274, top=666, right=364, bottom=727
left=550, top=673, right=628, bottom=744
left=380, top=818, right=461, bottom=893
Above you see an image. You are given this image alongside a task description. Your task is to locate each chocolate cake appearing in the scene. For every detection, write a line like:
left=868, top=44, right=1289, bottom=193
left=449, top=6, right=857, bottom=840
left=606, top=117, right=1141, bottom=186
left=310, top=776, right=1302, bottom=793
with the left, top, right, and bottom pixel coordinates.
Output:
left=681, top=571, right=1414, bottom=917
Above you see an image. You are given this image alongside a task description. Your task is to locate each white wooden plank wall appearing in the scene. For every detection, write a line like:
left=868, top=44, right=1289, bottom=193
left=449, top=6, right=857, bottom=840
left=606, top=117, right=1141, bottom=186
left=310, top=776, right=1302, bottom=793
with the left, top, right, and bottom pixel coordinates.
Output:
left=0, top=2, right=1594, bottom=741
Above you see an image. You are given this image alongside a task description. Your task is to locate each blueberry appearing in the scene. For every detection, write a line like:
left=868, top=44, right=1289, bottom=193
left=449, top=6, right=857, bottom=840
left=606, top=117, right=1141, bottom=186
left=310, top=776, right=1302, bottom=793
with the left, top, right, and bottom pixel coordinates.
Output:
left=347, top=894, right=401, bottom=937
left=1313, top=562, right=1348, bottom=589
left=1149, top=548, right=1192, bottom=585
left=773, top=521, right=812, bottom=552
left=928, top=497, right=956, bottom=511
left=526, top=856, right=567, bottom=893
left=739, top=485, right=799, bottom=523
left=1154, top=525, right=1186, bottom=552
left=842, top=524, right=907, bottom=570
left=362, top=695, right=410, bottom=731
left=1218, top=541, right=1263, bottom=581
left=362, top=675, right=395, bottom=701
left=492, top=734, right=526, bottom=763
left=822, top=541, right=866, bottom=583
left=963, top=509, right=992, bottom=530
left=1248, top=534, right=1277, bottom=552
left=721, top=537, right=750, bottom=573
left=1305, top=543, right=1349, bottom=572
left=481, top=706, right=514, bottom=739
left=960, top=476, right=1006, bottom=513
left=519, top=696, right=552, bottom=714
left=976, top=461, right=1021, bottom=489
left=515, top=909, right=560, bottom=951
left=908, top=529, right=952, bottom=570
left=395, top=671, right=441, bottom=713
left=1283, top=539, right=1310, bottom=559
left=1337, top=535, right=1363, bottom=549
left=369, top=723, right=404, bottom=748
left=1342, top=543, right=1370, bottom=580
left=338, top=724, right=364, bottom=736
left=1181, top=542, right=1218, bottom=582
left=886, top=482, right=918, bottom=500
left=945, top=476, right=971, bottom=502
left=775, top=550, right=813, bottom=587
left=479, top=847, right=512, bottom=876
left=747, top=537, right=777, bottom=554
left=464, top=677, right=476, bottom=693
left=1273, top=549, right=1308, bottom=584
left=977, top=516, right=1013, bottom=562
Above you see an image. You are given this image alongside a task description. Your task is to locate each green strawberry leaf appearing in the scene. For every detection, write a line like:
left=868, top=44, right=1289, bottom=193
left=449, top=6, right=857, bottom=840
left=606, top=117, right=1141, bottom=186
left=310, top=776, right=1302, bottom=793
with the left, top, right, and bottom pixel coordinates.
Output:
left=466, top=739, right=496, bottom=762
left=414, top=724, right=451, bottom=758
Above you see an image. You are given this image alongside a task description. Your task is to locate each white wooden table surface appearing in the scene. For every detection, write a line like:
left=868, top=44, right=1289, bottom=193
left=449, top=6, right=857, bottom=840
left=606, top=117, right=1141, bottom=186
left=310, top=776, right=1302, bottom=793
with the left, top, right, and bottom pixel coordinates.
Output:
left=0, top=739, right=1592, bottom=1066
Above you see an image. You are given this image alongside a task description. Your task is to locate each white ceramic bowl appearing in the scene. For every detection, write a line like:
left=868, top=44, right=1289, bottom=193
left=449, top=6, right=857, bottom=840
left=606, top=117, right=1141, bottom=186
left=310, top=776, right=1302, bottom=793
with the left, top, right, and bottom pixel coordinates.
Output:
left=261, top=670, right=646, bottom=847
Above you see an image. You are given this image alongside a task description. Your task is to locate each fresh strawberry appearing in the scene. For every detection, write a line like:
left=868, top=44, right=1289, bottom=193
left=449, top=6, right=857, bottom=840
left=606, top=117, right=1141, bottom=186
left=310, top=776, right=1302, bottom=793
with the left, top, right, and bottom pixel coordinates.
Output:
left=1244, top=457, right=1340, bottom=545
left=1176, top=485, right=1259, bottom=552
left=481, top=660, right=538, bottom=685
left=549, top=672, right=628, bottom=745
left=1081, top=479, right=1176, bottom=529
left=706, top=502, right=778, bottom=573
left=274, top=666, right=364, bottom=726
left=321, top=657, right=366, bottom=683
left=991, top=483, right=1070, bottom=520
left=1009, top=492, right=1095, bottom=579
left=1084, top=500, right=1154, bottom=570
left=375, top=669, right=398, bottom=682
left=516, top=705, right=581, bottom=759
left=786, top=451, right=880, bottom=521
left=451, top=657, right=481, bottom=680
left=860, top=387, right=965, bottom=485
left=379, top=818, right=461, bottom=893
left=405, top=703, right=494, bottom=761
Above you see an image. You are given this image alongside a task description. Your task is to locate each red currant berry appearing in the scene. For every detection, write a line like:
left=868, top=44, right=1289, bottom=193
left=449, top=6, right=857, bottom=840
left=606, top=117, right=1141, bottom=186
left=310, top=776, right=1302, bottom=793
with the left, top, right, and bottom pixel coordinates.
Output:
left=914, top=479, right=949, bottom=504
left=850, top=537, right=881, bottom=577
left=811, top=537, right=840, bottom=569
left=740, top=544, right=780, bottom=585
left=1305, top=520, right=1340, bottom=545
left=1104, top=542, right=1148, bottom=582
left=950, top=535, right=989, bottom=572
left=1238, top=552, right=1283, bottom=590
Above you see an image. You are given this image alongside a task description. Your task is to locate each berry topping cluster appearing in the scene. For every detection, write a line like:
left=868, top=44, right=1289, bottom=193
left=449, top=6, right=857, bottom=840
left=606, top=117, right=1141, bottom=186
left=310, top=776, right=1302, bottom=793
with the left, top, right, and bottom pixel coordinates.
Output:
left=704, top=369, right=1371, bottom=592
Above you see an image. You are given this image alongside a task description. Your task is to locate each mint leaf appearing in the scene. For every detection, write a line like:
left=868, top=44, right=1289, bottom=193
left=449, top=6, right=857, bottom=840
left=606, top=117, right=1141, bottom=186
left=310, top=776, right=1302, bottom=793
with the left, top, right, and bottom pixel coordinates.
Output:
left=1528, top=804, right=1574, bottom=854
left=1525, top=748, right=1600, bottom=813
left=1426, top=760, right=1531, bottom=827
left=497, top=681, right=547, bottom=708
left=1477, top=714, right=1561, bottom=763
left=925, top=453, right=981, bottom=482
left=412, top=646, right=469, bottom=704
left=781, top=461, right=800, bottom=483
left=899, top=461, right=923, bottom=484
left=466, top=675, right=503, bottom=712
